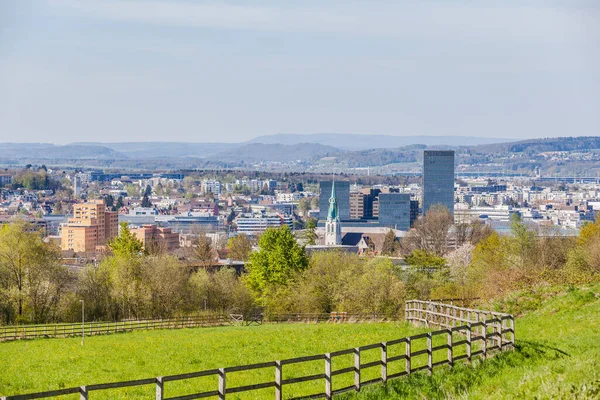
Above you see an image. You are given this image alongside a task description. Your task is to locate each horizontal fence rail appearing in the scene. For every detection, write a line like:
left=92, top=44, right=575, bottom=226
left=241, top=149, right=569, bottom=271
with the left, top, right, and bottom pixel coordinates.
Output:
left=1, top=301, right=514, bottom=400
left=0, top=315, right=228, bottom=342
left=1, top=313, right=400, bottom=342
left=405, top=299, right=516, bottom=347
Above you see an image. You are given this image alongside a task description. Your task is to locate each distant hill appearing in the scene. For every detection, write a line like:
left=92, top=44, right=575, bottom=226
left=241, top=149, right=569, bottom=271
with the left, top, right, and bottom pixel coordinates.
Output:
left=472, top=136, right=600, bottom=154
left=247, top=133, right=511, bottom=150
left=0, top=144, right=125, bottom=159
left=208, top=143, right=341, bottom=163
left=70, top=142, right=239, bottom=158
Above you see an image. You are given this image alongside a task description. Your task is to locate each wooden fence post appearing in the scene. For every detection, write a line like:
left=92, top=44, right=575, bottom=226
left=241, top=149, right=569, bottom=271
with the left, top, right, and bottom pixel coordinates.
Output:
left=325, top=353, right=332, bottom=399
left=354, top=348, right=360, bottom=391
left=466, top=323, right=472, bottom=364
left=447, top=329, right=453, bottom=368
left=510, top=316, right=515, bottom=349
left=381, top=342, right=387, bottom=383
left=156, top=377, right=164, bottom=400
left=482, top=320, right=488, bottom=360
left=406, top=338, right=411, bottom=375
left=218, top=368, right=226, bottom=400
left=427, top=332, right=433, bottom=376
left=275, top=361, right=282, bottom=400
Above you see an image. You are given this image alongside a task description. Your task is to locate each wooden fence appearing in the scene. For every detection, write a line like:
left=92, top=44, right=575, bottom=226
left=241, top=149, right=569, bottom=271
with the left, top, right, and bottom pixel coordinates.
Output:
left=0, top=315, right=228, bottom=342
left=405, top=299, right=516, bottom=341
left=1, top=301, right=514, bottom=400
left=0, top=313, right=401, bottom=342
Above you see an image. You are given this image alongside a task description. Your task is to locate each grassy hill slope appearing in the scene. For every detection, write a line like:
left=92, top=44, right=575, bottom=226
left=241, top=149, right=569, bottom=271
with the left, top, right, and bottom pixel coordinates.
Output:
left=340, top=285, right=600, bottom=399
left=0, top=322, right=425, bottom=399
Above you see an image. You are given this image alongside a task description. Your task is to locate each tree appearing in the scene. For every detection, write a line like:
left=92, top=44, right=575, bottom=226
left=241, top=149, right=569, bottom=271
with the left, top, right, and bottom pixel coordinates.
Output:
left=381, top=229, right=397, bottom=256
left=0, top=221, right=68, bottom=323
left=297, top=198, right=309, bottom=217
left=402, top=205, right=453, bottom=256
left=227, top=234, right=252, bottom=261
left=143, top=256, right=189, bottom=318
left=116, top=196, right=124, bottom=210
left=104, top=194, right=114, bottom=208
left=509, top=213, right=537, bottom=270
left=310, top=197, right=319, bottom=210
left=454, top=219, right=494, bottom=247
left=190, top=268, right=254, bottom=314
left=194, top=235, right=216, bottom=267
left=405, top=250, right=447, bottom=277
left=106, top=224, right=145, bottom=319
left=109, top=223, right=144, bottom=257
left=245, top=226, right=308, bottom=306
left=303, top=218, right=318, bottom=245
left=141, top=194, right=152, bottom=208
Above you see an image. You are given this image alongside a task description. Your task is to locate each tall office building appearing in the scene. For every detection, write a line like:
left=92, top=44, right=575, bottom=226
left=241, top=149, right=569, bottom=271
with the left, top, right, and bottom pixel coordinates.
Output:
left=378, top=193, right=411, bottom=230
left=73, top=176, right=81, bottom=198
left=423, top=150, right=455, bottom=216
left=319, top=181, right=350, bottom=221
left=349, top=192, right=365, bottom=220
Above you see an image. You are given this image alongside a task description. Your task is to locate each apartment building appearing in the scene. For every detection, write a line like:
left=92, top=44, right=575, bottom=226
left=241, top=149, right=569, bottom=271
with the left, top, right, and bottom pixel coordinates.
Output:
left=61, top=199, right=118, bottom=252
left=131, top=224, right=180, bottom=252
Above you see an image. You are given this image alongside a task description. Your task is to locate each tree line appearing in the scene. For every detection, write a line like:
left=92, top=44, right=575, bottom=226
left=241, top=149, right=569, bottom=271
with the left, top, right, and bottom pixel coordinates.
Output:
left=1, top=207, right=599, bottom=325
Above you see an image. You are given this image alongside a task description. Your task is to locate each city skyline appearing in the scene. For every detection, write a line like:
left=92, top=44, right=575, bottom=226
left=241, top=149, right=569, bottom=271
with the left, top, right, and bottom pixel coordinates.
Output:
left=1, top=1, right=599, bottom=143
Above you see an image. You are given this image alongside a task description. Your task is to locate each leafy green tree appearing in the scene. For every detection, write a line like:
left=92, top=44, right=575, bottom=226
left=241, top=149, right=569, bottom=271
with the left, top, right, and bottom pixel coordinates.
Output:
left=109, top=223, right=144, bottom=257
left=103, top=224, right=146, bottom=319
left=303, top=218, right=318, bottom=245
left=227, top=234, right=252, bottom=261
left=0, top=221, right=68, bottom=323
left=509, top=213, right=537, bottom=269
left=116, top=196, right=124, bottom=210
left=405, top=250, right=447, bottom=278
left=246, top=226, right=308, bottom=306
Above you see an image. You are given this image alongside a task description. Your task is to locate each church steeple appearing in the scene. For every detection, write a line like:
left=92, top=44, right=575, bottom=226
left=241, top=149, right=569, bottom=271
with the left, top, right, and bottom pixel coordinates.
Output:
left=327, top=180, right=339, bottom=221
left=325, top=179, right=342, bottom=246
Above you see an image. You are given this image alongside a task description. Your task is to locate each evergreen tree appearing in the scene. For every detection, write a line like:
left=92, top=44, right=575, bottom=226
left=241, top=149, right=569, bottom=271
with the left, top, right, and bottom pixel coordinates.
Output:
left=381, top=229, right=397, bottom=256
left=303, top=218, right=318, bottom=245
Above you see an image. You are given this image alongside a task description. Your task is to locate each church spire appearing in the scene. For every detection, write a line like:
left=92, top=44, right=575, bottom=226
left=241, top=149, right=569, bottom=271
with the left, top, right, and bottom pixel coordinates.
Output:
left=327, top=180, right=338, bottom=221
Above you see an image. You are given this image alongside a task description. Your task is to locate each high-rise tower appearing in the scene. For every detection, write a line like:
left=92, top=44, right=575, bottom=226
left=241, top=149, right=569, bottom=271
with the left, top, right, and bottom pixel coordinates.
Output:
left=423, top=150, right=455, bottom=216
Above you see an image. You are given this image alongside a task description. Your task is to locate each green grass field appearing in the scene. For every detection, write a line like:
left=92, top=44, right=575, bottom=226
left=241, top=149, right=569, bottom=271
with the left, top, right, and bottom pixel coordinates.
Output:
left=0, top=321, right=431, bottom=399
left=339, top=285, right=600, bottom=399
left=3, top=285, right=598, bottom=399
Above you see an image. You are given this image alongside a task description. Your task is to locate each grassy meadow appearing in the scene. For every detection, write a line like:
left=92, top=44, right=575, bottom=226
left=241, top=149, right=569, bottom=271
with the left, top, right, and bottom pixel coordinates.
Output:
left=339, top=285, right=600, bottom=399
left=1, top=321, right=432, bottom=399
left=3, top=285, right=598, bottom=399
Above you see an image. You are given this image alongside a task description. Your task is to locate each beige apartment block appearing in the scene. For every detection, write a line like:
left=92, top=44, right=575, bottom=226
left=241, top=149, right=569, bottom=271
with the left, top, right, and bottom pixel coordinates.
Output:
left=61, top=200, right=119, bottom=252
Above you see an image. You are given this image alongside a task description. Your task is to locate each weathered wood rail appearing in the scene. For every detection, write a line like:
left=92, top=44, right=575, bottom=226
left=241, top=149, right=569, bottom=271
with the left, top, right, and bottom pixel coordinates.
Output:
left=0, top=313, right=398, bottom=342
left=1, top=301, right=514, bottom=400
left=0, top=315, right=228, bottom=342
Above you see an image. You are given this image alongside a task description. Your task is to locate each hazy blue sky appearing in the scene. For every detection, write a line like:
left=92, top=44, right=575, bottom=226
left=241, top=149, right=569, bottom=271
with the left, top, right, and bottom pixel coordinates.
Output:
left=1, top=0, right=599, bottom=144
